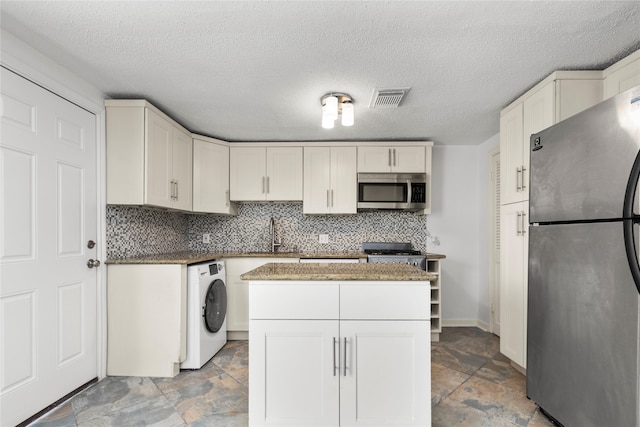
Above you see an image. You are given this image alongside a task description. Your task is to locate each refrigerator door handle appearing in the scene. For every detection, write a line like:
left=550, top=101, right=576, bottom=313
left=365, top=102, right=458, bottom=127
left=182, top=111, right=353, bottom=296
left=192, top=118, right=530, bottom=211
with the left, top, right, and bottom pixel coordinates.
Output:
left=622, top=149, right=640, bottom=294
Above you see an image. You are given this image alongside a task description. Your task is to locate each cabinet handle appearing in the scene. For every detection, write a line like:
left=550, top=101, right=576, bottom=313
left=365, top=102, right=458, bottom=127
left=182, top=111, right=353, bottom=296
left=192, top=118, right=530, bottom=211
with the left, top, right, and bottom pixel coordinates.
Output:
left=266, top=176, right=270, bottom=194
left=388, top=149, right=392, bottom=167
left=393, top=148, right=397, bottom=167
left=333, top=337, right=338, bottom=376
left=521, top=167, right=527, bottom=190
left=343, top=337, right=348, bottom=376
left=225, top=190, right=230, bottom=207
left=516, top=212, right=522, bottom=235
left=175, top=180, right=179, bottom=201
left=331, top=189, right=334, bottom=207
left=170, top=180, right=176, bottom=200
left=515, top=167, right=522, bottom=191
left=521, top=212, right=527, bottom=235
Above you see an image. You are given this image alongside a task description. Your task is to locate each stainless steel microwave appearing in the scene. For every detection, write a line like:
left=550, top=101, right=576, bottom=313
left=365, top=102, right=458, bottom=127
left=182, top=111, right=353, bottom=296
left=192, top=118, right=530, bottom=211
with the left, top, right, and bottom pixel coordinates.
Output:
left=357, top=173, right=427, bottom=211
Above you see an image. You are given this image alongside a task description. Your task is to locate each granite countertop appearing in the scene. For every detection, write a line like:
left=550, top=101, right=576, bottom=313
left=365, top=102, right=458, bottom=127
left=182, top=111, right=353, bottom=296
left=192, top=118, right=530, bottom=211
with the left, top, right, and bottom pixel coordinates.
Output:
left=105, top=251, right=446, bottom=265
left=240, top=262, right=438, bottom=281
left=106, top=251, right=366, bottom=265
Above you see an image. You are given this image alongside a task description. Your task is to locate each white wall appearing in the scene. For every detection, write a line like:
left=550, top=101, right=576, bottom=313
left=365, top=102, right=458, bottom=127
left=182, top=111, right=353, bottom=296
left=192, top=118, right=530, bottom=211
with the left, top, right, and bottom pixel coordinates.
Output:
left=428, top=135, right=499, bottom=328
left=428, top=145, right=481, bottom=325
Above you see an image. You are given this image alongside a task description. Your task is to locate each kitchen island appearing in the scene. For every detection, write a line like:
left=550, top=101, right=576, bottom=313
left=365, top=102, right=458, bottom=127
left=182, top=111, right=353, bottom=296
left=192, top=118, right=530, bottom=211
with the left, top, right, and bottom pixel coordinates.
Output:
left=243, top=262, right=432, bottom=427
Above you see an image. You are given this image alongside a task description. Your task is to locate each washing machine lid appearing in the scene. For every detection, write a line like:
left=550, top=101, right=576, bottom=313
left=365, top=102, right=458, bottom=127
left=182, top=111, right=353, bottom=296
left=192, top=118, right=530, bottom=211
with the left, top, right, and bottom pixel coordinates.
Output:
left=203, top=279, right=227, bottom=333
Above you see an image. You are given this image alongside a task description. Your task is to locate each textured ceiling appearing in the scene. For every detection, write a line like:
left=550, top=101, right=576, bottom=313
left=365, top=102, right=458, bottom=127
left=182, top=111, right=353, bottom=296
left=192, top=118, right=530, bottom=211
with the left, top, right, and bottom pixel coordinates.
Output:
left=1, top=1, right=640, bottom=145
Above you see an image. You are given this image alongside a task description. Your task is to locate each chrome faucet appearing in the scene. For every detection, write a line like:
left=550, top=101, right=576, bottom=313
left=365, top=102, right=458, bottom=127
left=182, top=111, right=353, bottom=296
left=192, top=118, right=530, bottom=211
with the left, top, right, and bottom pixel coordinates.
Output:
left=269, top=217, right=282, bottom=252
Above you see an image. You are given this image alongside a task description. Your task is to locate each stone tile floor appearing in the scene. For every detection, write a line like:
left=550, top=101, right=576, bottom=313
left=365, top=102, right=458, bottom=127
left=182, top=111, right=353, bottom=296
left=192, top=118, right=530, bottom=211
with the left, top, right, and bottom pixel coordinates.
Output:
left=30, top=328, right=555, bottom=426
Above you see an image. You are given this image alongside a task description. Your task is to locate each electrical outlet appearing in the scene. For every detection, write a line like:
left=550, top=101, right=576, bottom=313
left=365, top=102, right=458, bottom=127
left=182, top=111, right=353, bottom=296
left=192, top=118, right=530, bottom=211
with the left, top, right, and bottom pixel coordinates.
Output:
left=319, top=234, right=329, bottom=244
left=202, top=233, right=210, bottom=244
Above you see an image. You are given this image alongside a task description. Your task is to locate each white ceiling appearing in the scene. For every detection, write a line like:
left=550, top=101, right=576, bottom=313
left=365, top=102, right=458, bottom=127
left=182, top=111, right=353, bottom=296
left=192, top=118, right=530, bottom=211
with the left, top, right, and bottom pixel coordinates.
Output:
left=2, top=1, right=639, bottom=145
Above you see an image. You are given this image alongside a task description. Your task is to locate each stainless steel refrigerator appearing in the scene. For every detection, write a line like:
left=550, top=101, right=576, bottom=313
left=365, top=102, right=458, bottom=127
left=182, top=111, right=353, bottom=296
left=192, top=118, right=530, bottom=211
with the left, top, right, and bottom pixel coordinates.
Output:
left=527, top=85, right=640, bottom=427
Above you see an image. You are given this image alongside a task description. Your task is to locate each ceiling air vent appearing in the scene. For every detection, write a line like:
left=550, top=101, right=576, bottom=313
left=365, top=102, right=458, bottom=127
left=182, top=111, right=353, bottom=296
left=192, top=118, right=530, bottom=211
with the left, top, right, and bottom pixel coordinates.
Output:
left=369, top=87, right=411, bottom=109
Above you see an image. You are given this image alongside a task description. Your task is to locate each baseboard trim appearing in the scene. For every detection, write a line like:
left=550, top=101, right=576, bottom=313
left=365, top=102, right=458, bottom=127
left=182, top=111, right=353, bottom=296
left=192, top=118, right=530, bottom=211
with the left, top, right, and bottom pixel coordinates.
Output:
left=442, top=319, right=490, bottom=332
left=227, top=331, right=248, bottom=341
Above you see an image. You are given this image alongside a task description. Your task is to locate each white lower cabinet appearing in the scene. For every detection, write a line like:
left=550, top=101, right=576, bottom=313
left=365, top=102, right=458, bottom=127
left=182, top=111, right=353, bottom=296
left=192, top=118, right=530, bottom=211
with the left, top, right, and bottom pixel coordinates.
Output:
left=499, top=201, right=528, bottom=368
left=107, top=264, right=187, bottom=378
left=249, top=281, right=430, bottom=426
left=223, top=257, right=299, bottom=339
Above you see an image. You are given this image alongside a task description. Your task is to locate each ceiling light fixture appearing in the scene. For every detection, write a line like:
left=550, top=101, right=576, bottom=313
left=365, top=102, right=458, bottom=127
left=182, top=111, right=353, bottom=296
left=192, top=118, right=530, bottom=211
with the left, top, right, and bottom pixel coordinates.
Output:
left=321, top=93, right=354, bottom=128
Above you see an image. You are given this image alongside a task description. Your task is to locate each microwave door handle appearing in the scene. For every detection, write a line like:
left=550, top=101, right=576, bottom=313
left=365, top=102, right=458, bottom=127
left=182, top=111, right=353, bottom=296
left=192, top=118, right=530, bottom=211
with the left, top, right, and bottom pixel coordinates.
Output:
left=406, top=180, right=412, bottom=206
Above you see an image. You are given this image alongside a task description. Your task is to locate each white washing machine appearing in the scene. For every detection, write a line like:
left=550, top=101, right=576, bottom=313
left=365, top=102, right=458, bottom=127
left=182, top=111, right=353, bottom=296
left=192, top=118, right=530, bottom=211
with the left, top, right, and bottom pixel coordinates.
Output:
left=181, top=260, right=227, bottom=369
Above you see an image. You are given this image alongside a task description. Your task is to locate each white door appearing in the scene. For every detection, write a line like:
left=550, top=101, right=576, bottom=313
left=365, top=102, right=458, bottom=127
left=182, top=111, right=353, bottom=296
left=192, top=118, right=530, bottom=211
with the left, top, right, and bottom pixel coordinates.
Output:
left=340, top=320, right=431, bottom=426
left=489, top=148, right=501, bottom=335
left=1, top=67, right=98, bottom=426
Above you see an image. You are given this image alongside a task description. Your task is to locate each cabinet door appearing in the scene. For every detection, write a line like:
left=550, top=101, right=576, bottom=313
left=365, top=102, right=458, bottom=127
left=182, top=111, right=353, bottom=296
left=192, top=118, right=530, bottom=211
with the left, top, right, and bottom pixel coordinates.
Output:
left=358, top=146, right=425, bottom=173
left=249, top=320, right=339, bottom=426
left=499, top=201, right=528, bottom=368
left=357, top=146, right=392, bottom=172
left=604, top=56, right=640, bottom=99
left=193, top=139, right=235, bottom=214
left=303, top=147, right=332, bottom=214
left=145, top=109, right=173, bottom=208
left=230, top=147, right=267, bottom=200
left=330, top=147, right=357, bottom=214
left=266, top=147, right=303, bottom=201
left=522, top=82, right=554, bottom=201
left=172, top=127, right=193, bottom=211
left=225, top=258, right=298, bottom=333
left=393, top=146, right=425, bottom=173
left=340, top=320, right=431, bottom=427
left=500, top=103, right=524, bottom=205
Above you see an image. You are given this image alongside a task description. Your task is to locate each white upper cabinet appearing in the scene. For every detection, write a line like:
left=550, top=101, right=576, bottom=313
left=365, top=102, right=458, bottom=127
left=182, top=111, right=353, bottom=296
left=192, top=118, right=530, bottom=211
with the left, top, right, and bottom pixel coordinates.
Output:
left=106, top=100, right=193, bottom=211
left=193, top=136, right=236, bottom=215
left=358, top=146, right=425, bottom=173
left=603, top=49, right=640, bottom=99
left=303, top=147, right=357, bottom=214
left=229, top=146, right=303, bottom=201
left=500, top=72, right=602, bottom=205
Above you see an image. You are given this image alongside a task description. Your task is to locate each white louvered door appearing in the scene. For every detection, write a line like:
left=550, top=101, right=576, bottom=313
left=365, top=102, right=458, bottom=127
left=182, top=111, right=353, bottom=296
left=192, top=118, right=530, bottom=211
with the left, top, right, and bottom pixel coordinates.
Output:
left=1, top=67, right=98, bottom=426
left=490, top=150, right=501, bottom=335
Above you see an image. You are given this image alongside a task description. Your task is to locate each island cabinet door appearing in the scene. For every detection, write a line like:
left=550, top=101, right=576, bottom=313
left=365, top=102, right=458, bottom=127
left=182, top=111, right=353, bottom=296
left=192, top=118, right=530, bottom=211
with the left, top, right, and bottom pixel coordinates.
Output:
left=339, top=320, right=431, bottom=427
left=249, top=320, right=340, bottom=426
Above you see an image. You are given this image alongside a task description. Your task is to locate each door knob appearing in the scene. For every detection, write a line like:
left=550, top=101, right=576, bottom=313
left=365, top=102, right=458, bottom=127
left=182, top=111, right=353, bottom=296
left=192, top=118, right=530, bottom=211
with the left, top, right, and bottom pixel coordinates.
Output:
left=87, top=259, right=101, bottom=268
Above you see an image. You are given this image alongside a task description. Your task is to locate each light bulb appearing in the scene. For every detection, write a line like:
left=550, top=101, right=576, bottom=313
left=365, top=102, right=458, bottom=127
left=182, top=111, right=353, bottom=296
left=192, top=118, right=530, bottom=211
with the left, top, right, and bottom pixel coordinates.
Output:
left=322, top=106, right=335, bottom=129
left=341, top=102, right=354, bottom=126
left=324, top=96, right=338, bottom=120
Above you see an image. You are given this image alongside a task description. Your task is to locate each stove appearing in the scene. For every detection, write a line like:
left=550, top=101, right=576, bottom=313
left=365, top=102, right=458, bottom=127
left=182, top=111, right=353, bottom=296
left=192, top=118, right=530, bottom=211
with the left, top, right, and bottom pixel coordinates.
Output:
left=363, top=242, right=426, bottom=270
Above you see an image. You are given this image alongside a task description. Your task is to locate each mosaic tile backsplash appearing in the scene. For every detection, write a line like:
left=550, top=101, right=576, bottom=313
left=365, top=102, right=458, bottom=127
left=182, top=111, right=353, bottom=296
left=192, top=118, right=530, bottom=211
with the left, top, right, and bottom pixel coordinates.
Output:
left=106, top=203, right=432, bottom=259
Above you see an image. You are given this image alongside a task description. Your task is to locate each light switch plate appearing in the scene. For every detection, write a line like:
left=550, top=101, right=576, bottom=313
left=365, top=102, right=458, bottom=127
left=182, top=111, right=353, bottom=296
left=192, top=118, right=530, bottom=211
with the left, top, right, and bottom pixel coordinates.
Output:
left=319, top=234, right=329, bottom=244
left=203, top=233, right=210, bottom=244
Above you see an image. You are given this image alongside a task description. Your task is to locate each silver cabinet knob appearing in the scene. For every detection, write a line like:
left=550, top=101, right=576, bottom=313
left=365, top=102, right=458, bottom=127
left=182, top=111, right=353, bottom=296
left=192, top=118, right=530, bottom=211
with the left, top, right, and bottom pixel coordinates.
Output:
left=87, top=259, right=101, bottom=268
